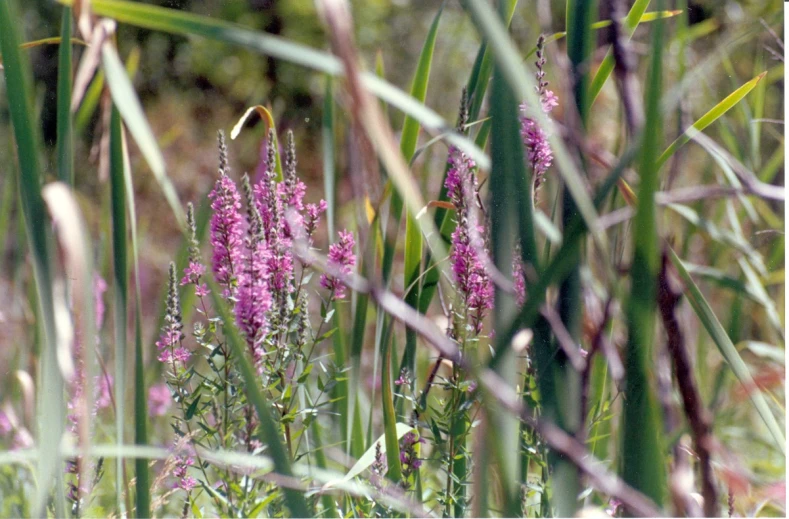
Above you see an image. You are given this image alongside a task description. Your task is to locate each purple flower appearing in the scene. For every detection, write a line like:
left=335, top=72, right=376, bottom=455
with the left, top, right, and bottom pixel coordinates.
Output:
left=174, top=456, right=196, bottom=492
left=194, top=284, right=209, bottom=297
left=235, top=237, right=272, bottom=371
left=156, top=264, right=187, bottom=369
left=520, top=35, right=558, bottom=202
left=320, top=230, right=356, bottom=300
left=304, top=200, right=328, bottom=243
left=445, top=146, right=494, bottom=333
left=209, top=174, right=244, bottom=292
left=180, top=261, right=206, bottom=286
left=148, top=383, right=172, bottom=417
left=0, top=410, right=12, bottom=436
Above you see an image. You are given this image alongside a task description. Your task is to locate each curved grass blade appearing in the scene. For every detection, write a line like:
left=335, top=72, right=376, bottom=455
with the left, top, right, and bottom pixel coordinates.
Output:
left=101, top=43, right=186, bottom=231
left=668, top=247, right=785, bottom=454
left=56, top=7, right=73, bottom=185
left=208, top=279, right=310, bottom=517
left=231, top=104, right=283, bottom=181
left=0, top=1, right=66, bottom=514
left=656, top=72, right=766, bottom=169
left=56, top=0, right=490, bottom=171
left=380, top=323, right=402, bottom=484
left=323, top=78, right=337, bottom=239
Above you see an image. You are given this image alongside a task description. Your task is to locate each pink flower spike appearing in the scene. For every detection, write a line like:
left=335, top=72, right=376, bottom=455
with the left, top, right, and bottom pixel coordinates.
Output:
left=320, top=230, right=356, bottom=300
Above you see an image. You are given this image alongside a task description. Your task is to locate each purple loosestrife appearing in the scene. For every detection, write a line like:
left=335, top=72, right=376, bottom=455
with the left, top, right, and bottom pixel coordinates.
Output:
left=237, top=174, right=273, bottom=372
left=156, top=263, right=189, bottom=367
left=148, top=383, right=172, bottom=417
left=520, top=34, right=558, bottom=203
left=445, top=112, right=494, bottom=335
left=181, top=203, right=210, bottom=297
left=209, top=131, right=244, bottom=295
left=320, top=229, right=356, bottom=300
left=254, top=130, right=294, bottom=314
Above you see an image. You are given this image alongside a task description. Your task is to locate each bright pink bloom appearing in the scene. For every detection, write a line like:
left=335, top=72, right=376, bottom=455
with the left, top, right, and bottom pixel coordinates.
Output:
left=209, top=174, right=244, bottom=292
left=320, top=230, right=356, bottom=300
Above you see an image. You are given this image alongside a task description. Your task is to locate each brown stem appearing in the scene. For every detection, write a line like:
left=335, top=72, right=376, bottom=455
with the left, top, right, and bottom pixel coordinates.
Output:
left=658, top=252, right=719, bottom=517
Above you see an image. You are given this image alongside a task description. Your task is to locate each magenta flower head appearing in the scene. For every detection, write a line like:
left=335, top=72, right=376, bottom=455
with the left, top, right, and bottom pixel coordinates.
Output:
left=147, top=383, right=172, bottom=417
left=445, top=93, right=494, bottom=333
left=320, top=229, right=356, bottom=300
left=520, top=34, right=558, bottom=203
left=208, top=131, right=244, bottom=294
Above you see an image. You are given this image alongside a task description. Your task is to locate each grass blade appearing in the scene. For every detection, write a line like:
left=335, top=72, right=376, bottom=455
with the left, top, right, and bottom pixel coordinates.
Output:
left=208, top=280, right=310, bottom=517
left=668, top=247, right=786, bottom=454
left=323, top=78, right=337, bottom=240
left=56, top=7, right=73, bottom=185
left=656, top=72, right=766, bottom=169
left=121, top=126, right=151, bottom=517
left=0, top=1, right=65, bottom=514
left=620, top=4, right=667, bottom=506
left=400, top=2, right=444, bottom=403
left=109, top=104, right=130, bottom=515
left=101, top=43, right=186, bottom=230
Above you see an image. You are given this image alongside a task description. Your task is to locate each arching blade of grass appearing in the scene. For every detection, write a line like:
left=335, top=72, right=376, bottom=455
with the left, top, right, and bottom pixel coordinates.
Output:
left=656, top=72, right=766, bottom=169
left=587, top=0, right=650, bottom=108
left=56, top=0, right=489, bottom=170
left=231, top=104, right=283, bottom=181
left=399, top=2, right=444, bottom=413
left=56, top=7, right=73, bottom=185
left=380, top=321, right=402, bottom=484
left=101, top=43, right=186, bottom=231
left=323, top=78, right=337, bottom=240
left=0, top=1, right=66, bottom=515
left=620, top=5, right=667, bottom=508
left=208, top=279, right=310, bottom=517
left=121, top=125, right=151, bottom=517
left=668, top=247, right=786, bottom=454
left=109, top=104, right=130, bottom=515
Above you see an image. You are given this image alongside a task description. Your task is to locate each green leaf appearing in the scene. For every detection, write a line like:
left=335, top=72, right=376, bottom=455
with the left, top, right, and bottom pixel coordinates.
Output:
left=327, top=423, right=413, bottom=486
left=381, top=328, right=402, bottom=483
left=101, top=43, right=186, bottom=230
left=656, top=72, right=766, bottom=169
left=668, top=248, right=786, bottom=454
left=0, top=1, right=65, bottom=515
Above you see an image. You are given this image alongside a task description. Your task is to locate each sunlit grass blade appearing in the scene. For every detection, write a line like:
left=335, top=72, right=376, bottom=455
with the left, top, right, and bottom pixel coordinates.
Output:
left=101, top=43, right=186, bottom=230
left=231, top=104, right=283, bottom=181
left=668, top=247, right=786, bottom=453
left=656, top=71, right=766, bottom=169
left=208, top=279, right=310, bottom=517
left=57, top=0, right=490, bottom=170
left=0, top=0, right=66, bottom=514
left=323, top=78, right=337, bottom=240
left=620, top=4, right=667, bottom=507
left=380, top=323, right=402, bottom=484
left=56, top=7, right=73, bottom=185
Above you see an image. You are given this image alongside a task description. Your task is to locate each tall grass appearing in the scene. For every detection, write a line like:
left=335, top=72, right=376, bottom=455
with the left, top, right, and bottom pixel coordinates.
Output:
left=0, top=0, right=784, bottom=518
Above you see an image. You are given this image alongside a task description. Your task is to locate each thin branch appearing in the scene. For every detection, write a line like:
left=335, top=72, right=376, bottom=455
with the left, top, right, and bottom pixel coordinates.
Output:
left=658, top=251, right=719, bottom=517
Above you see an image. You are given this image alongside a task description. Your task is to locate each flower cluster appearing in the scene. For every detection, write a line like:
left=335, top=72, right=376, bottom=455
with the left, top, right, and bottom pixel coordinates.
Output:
left=399, top=431, right=424, bottom=485
left=520, top=34, right=558, bottom=203
left=156, top=263, right=189, bottom=368
left=320, top=230, right=356, bottom=300
left=445, top=132, right=494, bottom=334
